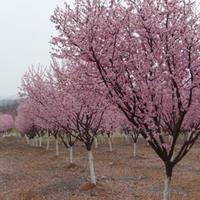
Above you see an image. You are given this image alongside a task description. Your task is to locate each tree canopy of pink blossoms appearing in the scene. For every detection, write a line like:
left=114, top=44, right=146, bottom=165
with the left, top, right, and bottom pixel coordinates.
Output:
left=50, top=0, right=200, bottom=199
left=20, top=60, right=111, bottom=184
left=0, top=114, right=14, bottom=134
left=15, top=100, right=36, bottom=137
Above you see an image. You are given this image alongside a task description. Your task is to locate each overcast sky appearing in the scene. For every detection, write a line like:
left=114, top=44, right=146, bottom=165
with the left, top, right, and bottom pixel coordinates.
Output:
left=0, top=0, right=74, bottom=97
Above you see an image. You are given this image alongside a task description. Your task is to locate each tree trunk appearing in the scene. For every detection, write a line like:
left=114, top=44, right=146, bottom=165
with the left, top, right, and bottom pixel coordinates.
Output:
left=126, top=135, right=130, bottom=145
left=55, top=139, right=59, bottom=156
left=171, top=149, right=175, bottom=162
left=66, top=135, right=69, bottom=147
left=123, top=135, right=126, bottom=142
left=168, top=135, right=172, bottom=143
left=163, top=165, right=172, bottom=200
left=35, top=137, right=38, bottom=147
left=88, top=150, right=96, bottom=185
left=39, top=136, right=42, bottom=147
left=32, top=138, right=35, bottom=146
left=163, top=175, right=171, bottom=200
left=32, top=139, right=35, bottom=146
left=94, top=137, right=98, bottom=149
left=25, top=135, right=30, bottom=145
left=133, top=142, right=137, bottom=157
left=100, top=136, right=104, bottom=145
left=69, top=146, right=73, bottom=164
left=108, top=136, right=113, bottom=152
left=46, top=137, right=50, bottom=150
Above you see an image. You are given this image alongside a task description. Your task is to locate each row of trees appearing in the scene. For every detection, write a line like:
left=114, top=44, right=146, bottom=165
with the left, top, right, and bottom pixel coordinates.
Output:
left=18, top=64, right=139, bottom=185
left=0, top=113, right=14, bottom=135
left=16, top=0, right=200, bottom=199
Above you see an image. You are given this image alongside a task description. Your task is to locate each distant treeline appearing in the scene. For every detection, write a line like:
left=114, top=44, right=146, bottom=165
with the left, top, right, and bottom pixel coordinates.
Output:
left=0, top=98, right=22, bottom=116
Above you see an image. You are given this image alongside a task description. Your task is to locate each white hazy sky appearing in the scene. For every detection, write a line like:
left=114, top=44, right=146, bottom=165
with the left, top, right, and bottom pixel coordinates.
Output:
left=0, top=0, right=74, bottom=97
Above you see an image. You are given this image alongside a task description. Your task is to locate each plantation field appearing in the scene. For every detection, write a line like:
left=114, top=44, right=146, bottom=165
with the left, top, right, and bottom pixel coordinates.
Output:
left=0, top=137, right=200, bottom=200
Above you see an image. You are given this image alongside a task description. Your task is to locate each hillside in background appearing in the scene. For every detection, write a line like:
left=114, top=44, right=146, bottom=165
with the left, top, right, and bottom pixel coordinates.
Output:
left=0, top=96, right=22, bottom=116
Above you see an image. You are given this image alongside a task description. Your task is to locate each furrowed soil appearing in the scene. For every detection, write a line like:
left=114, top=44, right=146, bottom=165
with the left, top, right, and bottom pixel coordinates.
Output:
left=0, top=136, right=200, bottom=200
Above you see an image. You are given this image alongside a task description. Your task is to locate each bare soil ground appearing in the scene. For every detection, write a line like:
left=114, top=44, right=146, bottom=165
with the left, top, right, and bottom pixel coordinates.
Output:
left=0, top=136, right=200, bottom=200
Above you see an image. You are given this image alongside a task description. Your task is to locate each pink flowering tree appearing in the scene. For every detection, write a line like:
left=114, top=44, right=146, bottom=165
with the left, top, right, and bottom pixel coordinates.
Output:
left=21, top=63, right=109, bottom=184
left=20, top=68, right=76, bottom=156
left=0, top=114, right=14, bottom=135
left=100, top=107, right=115, bottom=152
left=15, top=100, right=44, bottom=146
left=52, top=61, right=109, bottom=184
left=15, top=101, right=33, bottom=142
left=120, top=116, right=140, bottom=158
left=100, top=106, right=123, bottom=152
left=102, top=106, right=140, bottom=156
left=51, top=0, right=200, bottom=199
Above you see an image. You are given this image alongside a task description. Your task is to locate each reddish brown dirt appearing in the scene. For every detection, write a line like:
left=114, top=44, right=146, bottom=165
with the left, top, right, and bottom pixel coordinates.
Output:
left=0, top=136, right=200, bottom=200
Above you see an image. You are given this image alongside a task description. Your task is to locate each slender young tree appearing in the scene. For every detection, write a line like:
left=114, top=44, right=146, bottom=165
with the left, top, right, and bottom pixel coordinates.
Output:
left=53, top=62, right=109, bottom=185
left=15, top=100, right=38, bottom=145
